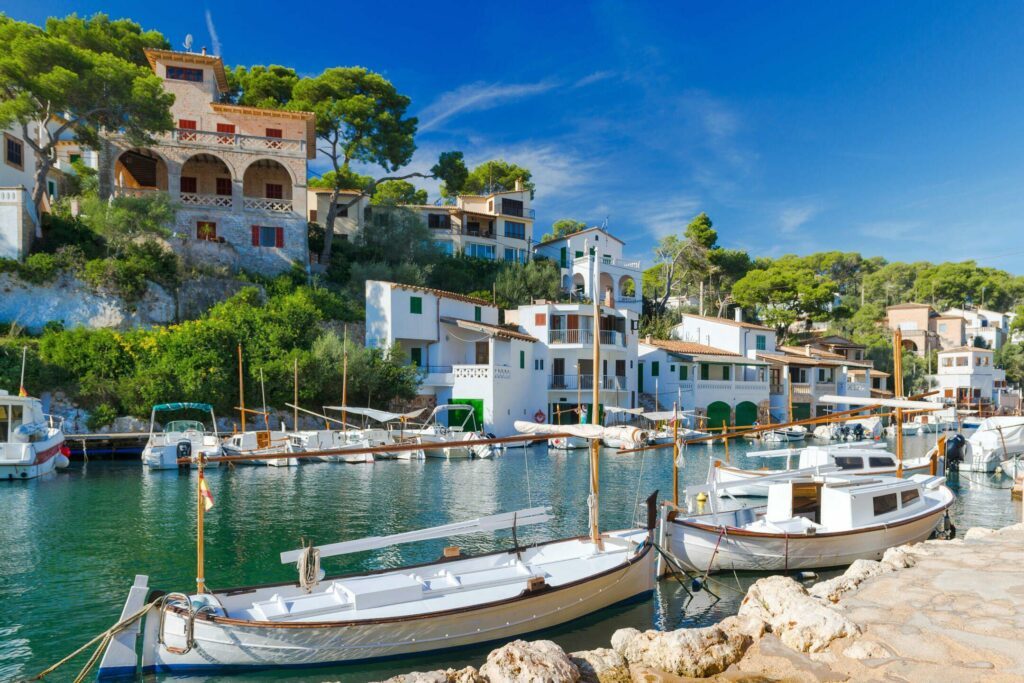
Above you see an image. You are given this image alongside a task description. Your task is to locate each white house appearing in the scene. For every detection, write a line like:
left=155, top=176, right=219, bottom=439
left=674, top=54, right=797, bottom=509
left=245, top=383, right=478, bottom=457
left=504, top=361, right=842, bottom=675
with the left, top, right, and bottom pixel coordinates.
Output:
left=942, top=307, right=1009, bottom=351
left=365, top=280, right=547, bottom=436
left=637, top=339, right=770, bottom=428
left=672, top=312, right=776, bottom=361
left=534, top=227, right=642, bottom=314
left=928, top=346, right=997, bottom=413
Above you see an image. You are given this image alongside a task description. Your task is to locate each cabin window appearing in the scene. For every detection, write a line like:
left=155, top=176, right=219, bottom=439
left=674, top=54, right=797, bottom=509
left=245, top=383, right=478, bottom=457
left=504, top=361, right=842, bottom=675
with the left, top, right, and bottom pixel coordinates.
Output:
left=901, top=489, right=920, bottom=506
left=833, top=456, right=862, bottom=470
left=410, top=296, right=422, bottom=315
left=869, top=457, right=895, bottom=468
left=872, top=493, right=898, bottom=516
left=167, top=66, right=204, bottom=82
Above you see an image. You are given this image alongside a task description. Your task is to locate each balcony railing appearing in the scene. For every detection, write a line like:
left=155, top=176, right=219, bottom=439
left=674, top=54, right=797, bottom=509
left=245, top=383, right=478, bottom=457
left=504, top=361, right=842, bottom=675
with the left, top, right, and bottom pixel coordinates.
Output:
left=845, top=381, right=868, bottom=393
left=243, top=197, right=294, bottom=213
left=573, top=255, right=642, bottom=271
left=169, top=128, right=306, bottom=156
left=113, top=185, right=162, bottom=198
left=549, top=374, right=628, bottom=391
left=498, top=205, right=536, bottom=219
left=547, top=329, right=625, bottom=346
left=180, top=192, right=232, bottom=208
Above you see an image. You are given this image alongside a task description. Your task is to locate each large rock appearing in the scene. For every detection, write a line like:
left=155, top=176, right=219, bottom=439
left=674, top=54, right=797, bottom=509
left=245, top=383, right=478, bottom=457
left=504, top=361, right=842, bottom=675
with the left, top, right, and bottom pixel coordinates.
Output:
left=964, top=527, right=997, bottom=542
left=880, top=545, right=917, bottom=569
left=809, top=558, right=888, bottom=603
left=607, top=625, right=751, bottom=677
left=739, top=575, right=860, bottom=652
left=377, top=667, right=483, bottom=683
left=111, top=416, right=149, bottom=433
left=569, top=648, right=628, bottom=683
left=478, top=639, right=580, bottom=683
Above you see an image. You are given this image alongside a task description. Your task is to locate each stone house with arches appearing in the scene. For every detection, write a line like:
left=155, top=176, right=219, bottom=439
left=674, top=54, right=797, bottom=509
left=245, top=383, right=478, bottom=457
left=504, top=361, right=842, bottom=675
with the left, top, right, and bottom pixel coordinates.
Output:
left=98, top=48, right=314, bottom=272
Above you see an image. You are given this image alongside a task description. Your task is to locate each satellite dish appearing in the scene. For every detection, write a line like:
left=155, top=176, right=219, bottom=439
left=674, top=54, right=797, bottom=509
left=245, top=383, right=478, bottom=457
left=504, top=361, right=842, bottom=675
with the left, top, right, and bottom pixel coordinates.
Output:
left=183, top=34, right=193, bottom=51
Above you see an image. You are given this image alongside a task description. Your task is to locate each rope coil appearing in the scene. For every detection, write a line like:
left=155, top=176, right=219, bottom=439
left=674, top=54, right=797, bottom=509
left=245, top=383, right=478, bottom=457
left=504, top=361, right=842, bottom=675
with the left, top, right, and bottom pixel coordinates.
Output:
left=297, top=542, right=321, bottom=593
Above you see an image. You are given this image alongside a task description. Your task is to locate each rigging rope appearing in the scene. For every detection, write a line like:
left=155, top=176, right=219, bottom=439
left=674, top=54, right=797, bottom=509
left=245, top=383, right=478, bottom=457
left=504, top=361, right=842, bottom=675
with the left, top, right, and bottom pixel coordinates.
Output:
left=297, top=542, right=321, bottom=593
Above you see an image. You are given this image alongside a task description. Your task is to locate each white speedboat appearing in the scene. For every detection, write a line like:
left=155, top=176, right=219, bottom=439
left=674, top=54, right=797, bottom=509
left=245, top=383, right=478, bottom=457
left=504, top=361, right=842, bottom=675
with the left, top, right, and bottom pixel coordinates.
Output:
left=936, top=416, right=1024, bottom=472
left=0, top=390, right=69, bottom=480
left=663, top=470, right=954, bottom=572
left=141, top=403, right=223, bottom=470
left=410, top=405, right=493, bottom=459
left=746, top=425, right=807, bottom=443
left=223, top=430, right=298, bottom=467
left=288, top=430, right=375, bottom=463
left=709, top=443, right=941, bottom=497
left=812, top=417, right=882, bottom=441
left=886, top=422, right=921, bottom=437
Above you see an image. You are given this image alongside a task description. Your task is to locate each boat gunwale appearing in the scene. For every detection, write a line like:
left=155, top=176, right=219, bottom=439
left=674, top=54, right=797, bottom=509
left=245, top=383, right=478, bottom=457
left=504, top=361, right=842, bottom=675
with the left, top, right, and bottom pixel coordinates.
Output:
left=671, top=491, right=953, bottom=539
left=157, top=531, right=653, bottom=629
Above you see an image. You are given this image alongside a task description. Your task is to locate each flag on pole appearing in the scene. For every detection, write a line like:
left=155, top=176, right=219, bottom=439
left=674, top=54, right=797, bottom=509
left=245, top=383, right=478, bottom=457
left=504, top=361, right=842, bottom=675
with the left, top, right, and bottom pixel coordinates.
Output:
left=199, top=473, right=214, bottom=511
left=18, top=386, right=28, bottom=397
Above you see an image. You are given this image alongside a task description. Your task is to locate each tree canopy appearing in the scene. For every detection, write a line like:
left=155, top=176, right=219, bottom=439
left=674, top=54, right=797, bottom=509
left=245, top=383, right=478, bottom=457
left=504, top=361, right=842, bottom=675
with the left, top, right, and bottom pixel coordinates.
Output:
left=451, top=160, right=535, bottom=199
left=371, top=179, right=427, bottom=206
left=225, top=65, right=298, bottom=108
left=730, top=256, right=837, bottom=337
left=540, top=218, right=587, bottom=243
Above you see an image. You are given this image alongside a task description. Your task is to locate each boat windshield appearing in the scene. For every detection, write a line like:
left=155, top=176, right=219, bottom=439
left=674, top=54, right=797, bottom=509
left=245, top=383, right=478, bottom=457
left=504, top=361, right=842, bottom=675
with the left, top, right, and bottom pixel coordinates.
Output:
left=164, top=420, right=205, bottom=434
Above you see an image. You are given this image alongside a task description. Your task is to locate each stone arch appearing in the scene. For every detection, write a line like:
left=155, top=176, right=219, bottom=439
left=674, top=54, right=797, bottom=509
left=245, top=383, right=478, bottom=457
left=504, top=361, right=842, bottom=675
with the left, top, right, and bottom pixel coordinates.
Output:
left=113, top=148, right=169, bottom=193
left=901, top=339, right=918, bottom=352
left=735, top=401, right=758, bottom=427
left=242, top=157, right=297, bottom=188
left=707, top=401, right=731, bottom=430
left=179, top=153, right=234, bottom=201
left=599, top=272, right=614, bottom=299
left=618, top=274, right=636, bottom=297
left=572, top=272, right=586, bottom=293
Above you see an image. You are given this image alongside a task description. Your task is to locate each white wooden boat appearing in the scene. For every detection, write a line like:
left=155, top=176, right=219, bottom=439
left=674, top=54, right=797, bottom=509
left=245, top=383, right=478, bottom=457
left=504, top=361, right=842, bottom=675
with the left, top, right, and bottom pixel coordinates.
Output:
left=600, top=425, right=650, bottom=450
left=322, top=406, right=426, bottom=460
left=0, top=390, right=69, bottom=480
left=662, top=470, right=954, bottom=572
left=710, top=443, right=941, bottom=497
left=223, top=430, right=298, bottom=467
left=548, top=435, right=589, bottom=450
left=639, top=410, right=708, bottom=446
left=410, top=406, right=493, bottom=459
left=746, top=425, right=807, bottom=443
left=141, top=403, right=222, bottom=470
left=934, top=416, right=1024, bottom=472
left=812, top=417, right=882, bottom=441
left=288, top=430, right=375, bottom=463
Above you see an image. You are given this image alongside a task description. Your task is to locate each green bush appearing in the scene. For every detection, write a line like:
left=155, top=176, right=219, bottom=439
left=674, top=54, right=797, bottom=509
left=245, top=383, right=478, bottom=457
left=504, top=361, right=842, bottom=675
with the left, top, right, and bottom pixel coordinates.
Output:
left=19, top=253, right=61, bottom=284
left=86, top=403, right=118, bottom=431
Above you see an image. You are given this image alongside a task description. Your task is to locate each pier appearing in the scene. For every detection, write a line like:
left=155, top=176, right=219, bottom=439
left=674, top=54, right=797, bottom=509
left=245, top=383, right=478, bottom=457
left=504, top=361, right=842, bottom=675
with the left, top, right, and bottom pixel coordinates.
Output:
left=64, top=433, right=148, bottom=459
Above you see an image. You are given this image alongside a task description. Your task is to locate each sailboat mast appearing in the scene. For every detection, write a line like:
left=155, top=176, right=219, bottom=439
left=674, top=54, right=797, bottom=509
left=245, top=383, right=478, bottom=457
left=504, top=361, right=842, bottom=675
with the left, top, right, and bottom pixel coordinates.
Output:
left=342, top=325, right=348, bottom=432
left=238, top=344, right=246, bottom=433
left=260, top=368, right=269, bottom=431
left=894, top=328, right=905, bottom=476
left=589, top=245, right=602, bottom=543
left=672, top=401, right=680, bottom=506
left=196, top=457, right=206, bottom=593
left=293, top=357, right=299, bottom=430
left=576, top=360, right=582, bottom=422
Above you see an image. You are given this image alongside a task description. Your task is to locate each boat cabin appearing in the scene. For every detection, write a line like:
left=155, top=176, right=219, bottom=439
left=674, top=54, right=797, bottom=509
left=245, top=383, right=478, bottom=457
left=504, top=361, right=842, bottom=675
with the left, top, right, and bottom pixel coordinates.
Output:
left=0, top=391, right=48, bottom=443
left=765, top=474, right=933, bottom=532
left=797, top=447, right=897, bottom=471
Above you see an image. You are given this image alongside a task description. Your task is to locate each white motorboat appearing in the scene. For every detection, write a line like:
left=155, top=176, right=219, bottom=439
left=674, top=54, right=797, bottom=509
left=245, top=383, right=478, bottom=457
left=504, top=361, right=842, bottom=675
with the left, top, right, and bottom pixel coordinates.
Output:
left=0, top=390, right=69, bottom=480
left=288, top=430, right=375, bottom=463
left=141, top=403, right=223, bottom=470
left=935, top=416, right=1024, bottom=472
left=321, top=406, right=427, bottom=460
left=746, top=425, right=808, bottom=443
left=223, top=430, right=298, bottom=467
left=663, top=469, right=954, bottom=572
left=409, top=405, right=493, bottom=459
left=886, top=422, right=921, bottom=437
left=709, top=442, right=942, bottom=497
left=548, top=435, right=590, bottom=450
left=638, top=410, right=708, bottom=446
left=812, top=416, right=882, bottom=441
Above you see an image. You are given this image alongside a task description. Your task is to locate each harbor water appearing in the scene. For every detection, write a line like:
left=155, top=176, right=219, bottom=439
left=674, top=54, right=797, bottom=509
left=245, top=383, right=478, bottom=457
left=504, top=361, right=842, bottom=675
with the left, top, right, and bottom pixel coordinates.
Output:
left=0, top=433, right=1018, bottom=681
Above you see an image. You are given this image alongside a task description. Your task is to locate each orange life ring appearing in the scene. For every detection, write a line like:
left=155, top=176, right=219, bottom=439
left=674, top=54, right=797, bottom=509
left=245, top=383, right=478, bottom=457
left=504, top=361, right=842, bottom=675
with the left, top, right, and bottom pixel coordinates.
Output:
left=534, top=410, right=545, bottom=423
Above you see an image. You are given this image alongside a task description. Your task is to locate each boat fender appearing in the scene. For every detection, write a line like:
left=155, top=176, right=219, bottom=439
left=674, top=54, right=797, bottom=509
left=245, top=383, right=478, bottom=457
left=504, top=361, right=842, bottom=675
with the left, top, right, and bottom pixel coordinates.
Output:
left=534, top=410, right=545, bottom=423
left=798, top=571, right=818, bottom=581
left=691, top=577, right=704, bottom=592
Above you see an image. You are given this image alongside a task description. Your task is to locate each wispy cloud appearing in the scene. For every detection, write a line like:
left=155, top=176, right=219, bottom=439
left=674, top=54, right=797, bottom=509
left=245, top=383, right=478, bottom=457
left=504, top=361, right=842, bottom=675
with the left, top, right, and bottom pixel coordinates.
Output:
left=573, top=70, right=616, bottom=88
left=418, top=80, right=559, bottom=132
left=856, top=220, right=922, bottom=240
left=778, top=203, right=821, bottom=233
left=204, top=9, right=221, bottom=56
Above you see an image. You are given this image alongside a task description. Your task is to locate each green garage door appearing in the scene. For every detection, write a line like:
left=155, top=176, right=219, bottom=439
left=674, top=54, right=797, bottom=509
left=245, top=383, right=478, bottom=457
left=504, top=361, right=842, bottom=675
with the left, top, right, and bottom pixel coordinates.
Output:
left=706, top=401, right=731, bottom=430
left=791, top=402, right=811, bottom=421
left=448, top=399, right=484, bottom=431
left=734, top=401, right=758, bottom=427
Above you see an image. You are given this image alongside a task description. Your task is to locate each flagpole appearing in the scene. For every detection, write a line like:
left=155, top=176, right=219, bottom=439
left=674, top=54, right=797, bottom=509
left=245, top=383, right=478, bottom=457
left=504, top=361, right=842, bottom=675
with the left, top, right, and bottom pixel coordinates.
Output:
left=19, top=345, right=27, bottom=395
left=237, top=344, right=246, bottom=433
left=197, top=457, right=206, bottom=594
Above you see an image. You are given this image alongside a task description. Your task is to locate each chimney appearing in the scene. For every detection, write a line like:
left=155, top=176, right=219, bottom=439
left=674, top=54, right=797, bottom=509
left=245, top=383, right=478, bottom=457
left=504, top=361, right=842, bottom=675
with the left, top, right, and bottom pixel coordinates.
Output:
left=734, top=307, right=743, bottom=323
left=201, top=47, right=207, bottom=55
left=514, top=178, right=524, bottom=192
left=645, top=335, right=651, bottom=344
left=805, top=345, right=812, bottom=357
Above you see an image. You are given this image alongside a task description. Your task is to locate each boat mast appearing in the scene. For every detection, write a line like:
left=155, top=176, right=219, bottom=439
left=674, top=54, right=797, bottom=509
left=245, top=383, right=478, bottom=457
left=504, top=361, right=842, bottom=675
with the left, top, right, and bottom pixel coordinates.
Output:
left=238, top=343, right=246, bottom=432
left=342, top=325, right=348, bottom=433
left=893, top=328, right=904, bottom=476
left=293, top=357, right=299, bottom=430
left=576, top=360, right=582, bottom=422
left=589, top=243, right=601, bottom=543
left=260, top=368, right=269, bottom=432
left=672, top=401, right=680, bottom=506
left=196, top=457, right=206, bottom=593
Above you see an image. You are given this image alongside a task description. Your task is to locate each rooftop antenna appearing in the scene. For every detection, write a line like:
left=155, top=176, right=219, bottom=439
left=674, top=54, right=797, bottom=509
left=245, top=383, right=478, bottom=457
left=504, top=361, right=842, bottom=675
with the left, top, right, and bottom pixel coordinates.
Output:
left=601, top=216, right=609, bottom=230
left=183, top=34, right=194, bottom=51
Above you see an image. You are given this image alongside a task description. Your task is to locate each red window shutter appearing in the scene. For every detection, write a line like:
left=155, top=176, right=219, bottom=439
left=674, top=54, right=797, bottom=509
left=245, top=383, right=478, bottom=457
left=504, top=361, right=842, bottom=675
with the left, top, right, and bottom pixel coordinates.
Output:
left=535, top=313, right=546, bottom=326
left=275, top=227, right=285, bottom=248
left=251, top=226, right=260, bottom=246
left=179, top=119, right=196, bottom=129
left=265, top=128, right=282, bottom=138
left=216, top=123, right=236, bottom=133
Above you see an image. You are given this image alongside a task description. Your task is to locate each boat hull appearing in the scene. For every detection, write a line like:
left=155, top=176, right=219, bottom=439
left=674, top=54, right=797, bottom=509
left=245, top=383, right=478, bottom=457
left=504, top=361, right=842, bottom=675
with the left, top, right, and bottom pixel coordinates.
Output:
left=665, top=503, right=950, bottom=572
left=713, top=458, right=939, bottom=497
left=133, top=535, right=655, bottom=674
left=548, top=436, right=589, bottom=450
left=0, top=442, right=63, bottom=480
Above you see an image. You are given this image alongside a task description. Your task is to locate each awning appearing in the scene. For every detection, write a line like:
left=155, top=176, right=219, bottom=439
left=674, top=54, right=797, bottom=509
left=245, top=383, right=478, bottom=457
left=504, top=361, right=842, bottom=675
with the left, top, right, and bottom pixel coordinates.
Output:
left=153, top=402, right=212, bottom=412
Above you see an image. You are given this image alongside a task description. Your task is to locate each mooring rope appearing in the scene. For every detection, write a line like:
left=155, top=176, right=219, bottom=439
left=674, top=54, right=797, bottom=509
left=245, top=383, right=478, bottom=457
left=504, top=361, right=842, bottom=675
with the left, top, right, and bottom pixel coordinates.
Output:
left=297, top=542, right=321, bottom=593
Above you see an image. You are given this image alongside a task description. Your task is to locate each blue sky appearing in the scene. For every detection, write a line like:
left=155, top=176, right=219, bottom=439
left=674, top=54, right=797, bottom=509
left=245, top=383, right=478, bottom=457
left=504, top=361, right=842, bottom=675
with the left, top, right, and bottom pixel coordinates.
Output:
left=8, top=1, right=1024, bottom=271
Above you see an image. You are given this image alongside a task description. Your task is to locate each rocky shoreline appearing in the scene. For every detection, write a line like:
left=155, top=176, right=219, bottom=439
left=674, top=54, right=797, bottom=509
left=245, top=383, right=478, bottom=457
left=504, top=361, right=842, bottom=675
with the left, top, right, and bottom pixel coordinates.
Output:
left=377, top=522, right=1024, bottom=682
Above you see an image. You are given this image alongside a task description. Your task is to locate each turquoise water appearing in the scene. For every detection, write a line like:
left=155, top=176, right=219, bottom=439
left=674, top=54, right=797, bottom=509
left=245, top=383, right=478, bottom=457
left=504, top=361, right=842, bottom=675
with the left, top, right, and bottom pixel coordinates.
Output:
left=0, top=434, right=1018, bottom=682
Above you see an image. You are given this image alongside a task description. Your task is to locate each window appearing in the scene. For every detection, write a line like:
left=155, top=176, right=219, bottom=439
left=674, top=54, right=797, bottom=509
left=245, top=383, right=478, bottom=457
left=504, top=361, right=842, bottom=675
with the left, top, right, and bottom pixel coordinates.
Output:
left=504, top=248, right=515, bottom=262
left=901, top=489, right=920, bottom=508
left=669, top=365, right=675, bottom=373
left=178, top=119, right=197, bottom=141
left=520, top=350, right=525, bottom=369
left=701, top=364, right=709, bottom=380
left=410, top=296, right=423, bottom=314
left=47, top=180, right=57, bottom=197
left=651, top=361, right=660, bottom=377
left=504, top=220, right=526, bottom=239
left=167, top=66, right=204, bottom=82
left=216, top=123, right=235, bottom=144
left=427, top=213, right=450, bottom=229
left=474, top=306, right=482, bottom=322
left=69, top=153, right=81, bottom=164
left=501, top=197, right=524, bottom=217
left=722, top=365, right=730, bottom=381
left=942, top=357, right=953, bottom=367
left=310, top=209, right=318, bottom=222
left=436, top=240, right=453, bottom=255
left=560, top=247, right=568, bottom=267
left=872, top=493, right=898, bottom=516
left=869, top=456, right=895, bottom=468
left=215, top=177, right=232, bottom=196
left=535, top=313, right=546, bottom=326
left=4, top=134, right=23, bottom=169
left=251, top=225, right=284, bottom=248
left=468, top=243, right=495, bottom=260
left=265, top=183, right=283, bottom=199
left=834, top=456, right=862, bottom=470
left=265, top=128, right=283, bottom=148
left=956, top=357, right=968, bottom=367
left=938, top=323, right=947, bottom=333
left=180, top=176, right=197, bottom=193
left=335, top=204, right=349, bottom=218
left=575, top=250, right=584, bottom=259
left=756, top=335, right=766, bottom=351
left=679, top=365, right=688, bottom=380
left=410, top=348, right=422, bottom=367
left=196, top=221, right=217, bottom=241
left=616, top=360, right=625, bottom=378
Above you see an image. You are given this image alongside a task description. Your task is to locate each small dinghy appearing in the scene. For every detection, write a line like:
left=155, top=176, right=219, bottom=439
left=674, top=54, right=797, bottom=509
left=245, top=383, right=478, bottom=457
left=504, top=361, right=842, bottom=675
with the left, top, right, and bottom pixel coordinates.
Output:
left=662, top=468, right=954, bottom=572
left=409, top=405, right=493, bottom=459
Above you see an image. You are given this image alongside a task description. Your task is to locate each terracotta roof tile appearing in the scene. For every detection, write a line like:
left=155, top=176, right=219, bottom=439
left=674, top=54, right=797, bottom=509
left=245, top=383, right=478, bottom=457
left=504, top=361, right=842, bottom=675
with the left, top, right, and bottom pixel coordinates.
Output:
left=681, top=313, right=774, bottom=331
left=643, top=339, right=740, bottom=356
left=383, top=281, right=492, bottom=306
left=441, top=317, right=537, bottom=343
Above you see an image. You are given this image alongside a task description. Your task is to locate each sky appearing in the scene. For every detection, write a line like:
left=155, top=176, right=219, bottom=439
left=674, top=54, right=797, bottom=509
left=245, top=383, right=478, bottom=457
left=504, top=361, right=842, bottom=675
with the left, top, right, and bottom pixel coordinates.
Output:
left=7, top=1, right=1024, bottom=271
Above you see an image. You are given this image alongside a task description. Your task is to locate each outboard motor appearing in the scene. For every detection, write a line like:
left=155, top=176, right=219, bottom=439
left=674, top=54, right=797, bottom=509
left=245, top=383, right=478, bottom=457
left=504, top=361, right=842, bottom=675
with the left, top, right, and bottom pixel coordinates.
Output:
left=176, top=440, right=193, bottom=469
left=945, top=433, right=966, bottom=472
left=851, top=423, right=865, bottom=441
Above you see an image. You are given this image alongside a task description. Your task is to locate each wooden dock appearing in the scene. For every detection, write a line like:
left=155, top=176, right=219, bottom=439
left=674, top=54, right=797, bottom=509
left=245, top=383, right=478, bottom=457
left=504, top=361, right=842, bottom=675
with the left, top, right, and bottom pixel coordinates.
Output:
left=64, top=432, right=149, bottom=459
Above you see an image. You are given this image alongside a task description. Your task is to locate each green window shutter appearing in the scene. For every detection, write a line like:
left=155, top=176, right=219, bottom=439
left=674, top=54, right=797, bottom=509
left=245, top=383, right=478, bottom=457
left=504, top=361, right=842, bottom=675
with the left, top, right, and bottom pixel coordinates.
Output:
left=651, top=361, right=659, bottom=377
left=410, top=296, right=422, bottom=314
left=560, top=247, right=567, bottom=267
left=680, top=365, right=687, bottom=380
left=520, top=350, right=525, bottom=369
left=723, top=365, right=731, bottom=381
left=410, top=348, right=422, bottom=367
left=756, top=335, right=766, bottom=350
left=474, top=306, right=481, bottom=322
left=575, top=250, right=583, bottom=259
left=701, top=364, right=709, bottom=380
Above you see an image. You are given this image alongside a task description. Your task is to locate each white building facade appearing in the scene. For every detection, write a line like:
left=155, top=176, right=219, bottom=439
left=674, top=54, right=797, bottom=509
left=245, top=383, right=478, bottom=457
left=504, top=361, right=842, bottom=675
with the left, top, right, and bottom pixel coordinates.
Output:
left=534, top=228, right=642, bottom=314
